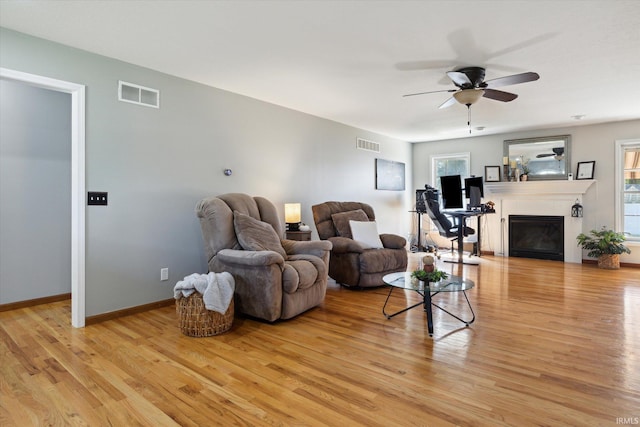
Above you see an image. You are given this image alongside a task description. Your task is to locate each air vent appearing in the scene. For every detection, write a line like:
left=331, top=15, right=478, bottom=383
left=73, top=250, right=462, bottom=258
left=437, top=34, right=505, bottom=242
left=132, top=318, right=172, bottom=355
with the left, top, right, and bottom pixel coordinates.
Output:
left=356, top=138, right=380, bottom=153
left=118, top=81, right=159, bottom=108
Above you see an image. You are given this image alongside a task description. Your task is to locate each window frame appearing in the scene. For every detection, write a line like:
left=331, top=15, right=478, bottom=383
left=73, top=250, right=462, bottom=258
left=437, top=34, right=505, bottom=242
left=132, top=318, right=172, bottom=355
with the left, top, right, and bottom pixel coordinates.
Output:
left=430, top=152, right=471, bottom=191
left=615, top=138, right=640, bottom=242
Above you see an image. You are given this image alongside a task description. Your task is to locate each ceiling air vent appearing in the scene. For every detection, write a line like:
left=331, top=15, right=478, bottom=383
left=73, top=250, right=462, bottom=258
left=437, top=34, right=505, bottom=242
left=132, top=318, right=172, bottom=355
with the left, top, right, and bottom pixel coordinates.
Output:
left=356, top=138, right=380, bottom=153
left=118, top=80, right=159, bottom=108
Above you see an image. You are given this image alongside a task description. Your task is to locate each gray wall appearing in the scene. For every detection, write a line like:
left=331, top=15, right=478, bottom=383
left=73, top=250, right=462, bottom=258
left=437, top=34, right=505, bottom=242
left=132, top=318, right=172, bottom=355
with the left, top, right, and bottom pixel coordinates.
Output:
left=412, top=120, right=640, bottom=264
left=0, top=28, right=412, bottom=316
left=0, top=79, right=71, bottom=303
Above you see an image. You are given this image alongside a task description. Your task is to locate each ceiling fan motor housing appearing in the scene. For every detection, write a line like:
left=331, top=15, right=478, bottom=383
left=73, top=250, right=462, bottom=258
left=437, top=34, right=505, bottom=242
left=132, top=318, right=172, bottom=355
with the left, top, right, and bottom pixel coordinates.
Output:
left=454, top=66, right=486, bottom=88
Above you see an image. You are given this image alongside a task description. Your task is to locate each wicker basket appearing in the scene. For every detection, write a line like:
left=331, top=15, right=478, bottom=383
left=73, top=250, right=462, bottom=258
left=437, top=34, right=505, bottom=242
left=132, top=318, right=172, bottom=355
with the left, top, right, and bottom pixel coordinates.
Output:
left=176, top=293, right=234, bottom=337
left=598, top=254, right=620, bottom=270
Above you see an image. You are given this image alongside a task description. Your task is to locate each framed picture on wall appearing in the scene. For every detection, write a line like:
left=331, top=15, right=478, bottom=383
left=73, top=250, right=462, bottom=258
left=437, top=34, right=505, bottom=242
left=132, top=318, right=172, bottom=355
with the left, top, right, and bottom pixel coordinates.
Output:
left=576, top=161, right=595, bottom=180
left=375, top=158, right=406, bottom=190
left=484, top=165, right=501, bottom=182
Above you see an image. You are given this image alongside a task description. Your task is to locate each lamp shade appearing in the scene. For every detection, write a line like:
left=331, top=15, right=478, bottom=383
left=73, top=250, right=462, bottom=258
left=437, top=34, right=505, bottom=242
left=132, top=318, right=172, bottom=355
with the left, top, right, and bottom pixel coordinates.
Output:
left=453, top=89, right=485, bottom=105
left=284, top=203, right=301, bottom=223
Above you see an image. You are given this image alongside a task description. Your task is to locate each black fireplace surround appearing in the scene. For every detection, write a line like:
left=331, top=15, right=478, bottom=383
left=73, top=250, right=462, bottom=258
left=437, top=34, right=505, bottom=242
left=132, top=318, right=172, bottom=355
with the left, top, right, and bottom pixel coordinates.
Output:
left=509, top=215, right=564, bottom=261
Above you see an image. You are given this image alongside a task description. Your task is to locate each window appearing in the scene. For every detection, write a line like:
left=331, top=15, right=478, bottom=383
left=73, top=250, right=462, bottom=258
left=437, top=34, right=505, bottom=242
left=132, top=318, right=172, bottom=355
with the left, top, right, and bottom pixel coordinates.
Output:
left=616, top=139, right=640, bottom=241
left=430, top=152, right=470, bottom=192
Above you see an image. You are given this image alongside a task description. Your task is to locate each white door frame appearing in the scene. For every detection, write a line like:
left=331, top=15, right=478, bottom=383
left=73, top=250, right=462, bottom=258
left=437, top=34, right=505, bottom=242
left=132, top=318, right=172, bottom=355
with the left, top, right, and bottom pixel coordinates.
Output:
left=1, top=67, right=86, bottom=327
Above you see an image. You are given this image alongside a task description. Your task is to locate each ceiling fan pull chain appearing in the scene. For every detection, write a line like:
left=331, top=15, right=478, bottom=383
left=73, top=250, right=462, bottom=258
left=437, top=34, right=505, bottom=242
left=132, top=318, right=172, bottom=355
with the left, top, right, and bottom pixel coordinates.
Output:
left=467, top=105, right=472, bottom=134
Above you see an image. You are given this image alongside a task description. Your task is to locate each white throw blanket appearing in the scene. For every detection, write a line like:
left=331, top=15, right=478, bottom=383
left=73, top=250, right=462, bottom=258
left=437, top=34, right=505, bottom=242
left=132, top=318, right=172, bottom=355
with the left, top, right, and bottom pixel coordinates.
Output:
left=173, top=272, right=235, bottom=314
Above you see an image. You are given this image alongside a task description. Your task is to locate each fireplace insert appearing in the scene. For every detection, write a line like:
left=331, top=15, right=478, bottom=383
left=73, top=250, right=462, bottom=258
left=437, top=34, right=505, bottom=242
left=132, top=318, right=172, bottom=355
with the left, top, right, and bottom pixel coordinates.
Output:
left=509, top=215, right=564, bottom=261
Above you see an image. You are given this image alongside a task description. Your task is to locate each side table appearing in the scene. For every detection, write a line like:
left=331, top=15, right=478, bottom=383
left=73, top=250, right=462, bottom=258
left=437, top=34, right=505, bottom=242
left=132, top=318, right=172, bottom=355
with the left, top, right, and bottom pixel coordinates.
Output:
left=285, top=230, right=312, bottom=241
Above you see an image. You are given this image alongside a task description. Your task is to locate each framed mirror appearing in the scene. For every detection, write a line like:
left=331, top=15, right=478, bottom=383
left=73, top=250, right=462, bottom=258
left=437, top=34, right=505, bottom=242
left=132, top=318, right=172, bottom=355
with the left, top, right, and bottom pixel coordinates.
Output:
left=504, top=135, right=571, bottom=181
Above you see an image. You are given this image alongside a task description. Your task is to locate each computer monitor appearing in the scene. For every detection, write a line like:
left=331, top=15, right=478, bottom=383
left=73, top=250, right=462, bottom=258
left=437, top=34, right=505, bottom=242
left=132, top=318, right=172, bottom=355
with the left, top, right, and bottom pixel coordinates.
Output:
left=464, top=176, right=484, bottom=209
left=440, top=175, right=463, bottom=209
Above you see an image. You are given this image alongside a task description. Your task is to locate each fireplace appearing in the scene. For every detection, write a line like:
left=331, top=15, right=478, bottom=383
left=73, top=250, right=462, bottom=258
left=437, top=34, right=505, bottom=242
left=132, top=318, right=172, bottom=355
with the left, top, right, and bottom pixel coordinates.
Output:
left=509, top=215, right=564, bottom=261
left=484, top=180, right=594, bottom=263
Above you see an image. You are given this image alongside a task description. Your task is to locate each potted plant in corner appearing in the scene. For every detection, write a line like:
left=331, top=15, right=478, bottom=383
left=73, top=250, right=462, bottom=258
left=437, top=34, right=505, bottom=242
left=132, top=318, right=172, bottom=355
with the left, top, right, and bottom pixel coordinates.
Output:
left=576, top=227, right=631, bottom=269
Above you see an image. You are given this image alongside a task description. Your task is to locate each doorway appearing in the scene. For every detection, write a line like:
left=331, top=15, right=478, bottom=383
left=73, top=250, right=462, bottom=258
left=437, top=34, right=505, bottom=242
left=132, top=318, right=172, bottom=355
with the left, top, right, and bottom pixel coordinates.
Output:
left=0, top=67, right=86, bottom=327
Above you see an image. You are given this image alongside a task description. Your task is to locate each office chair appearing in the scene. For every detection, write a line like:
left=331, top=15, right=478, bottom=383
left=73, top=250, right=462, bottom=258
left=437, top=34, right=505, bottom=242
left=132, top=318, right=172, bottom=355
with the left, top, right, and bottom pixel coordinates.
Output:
left=423, top=186, right=476, bottom=257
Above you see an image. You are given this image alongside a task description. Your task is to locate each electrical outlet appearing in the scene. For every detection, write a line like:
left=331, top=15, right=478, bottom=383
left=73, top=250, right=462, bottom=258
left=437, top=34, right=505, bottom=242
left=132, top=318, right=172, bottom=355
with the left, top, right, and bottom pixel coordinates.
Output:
left=160, top=268, right=169, bottom=281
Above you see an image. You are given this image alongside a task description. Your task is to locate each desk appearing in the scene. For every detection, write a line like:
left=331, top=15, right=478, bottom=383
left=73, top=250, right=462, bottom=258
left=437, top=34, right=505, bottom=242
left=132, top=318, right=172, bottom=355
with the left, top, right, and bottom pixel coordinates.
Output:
left=444, top=210, right=483, bottom=264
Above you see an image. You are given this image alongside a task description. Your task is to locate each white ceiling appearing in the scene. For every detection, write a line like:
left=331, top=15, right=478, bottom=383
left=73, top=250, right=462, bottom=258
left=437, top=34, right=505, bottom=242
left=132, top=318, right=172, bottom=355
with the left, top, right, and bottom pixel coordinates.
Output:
left=1, top=0, right=639, bottom=142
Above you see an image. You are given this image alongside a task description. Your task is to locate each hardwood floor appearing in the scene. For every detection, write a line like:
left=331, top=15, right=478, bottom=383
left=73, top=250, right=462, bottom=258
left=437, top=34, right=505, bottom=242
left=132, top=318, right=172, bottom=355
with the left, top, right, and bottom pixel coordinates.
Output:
left=2, top=254, right=639, bottom=426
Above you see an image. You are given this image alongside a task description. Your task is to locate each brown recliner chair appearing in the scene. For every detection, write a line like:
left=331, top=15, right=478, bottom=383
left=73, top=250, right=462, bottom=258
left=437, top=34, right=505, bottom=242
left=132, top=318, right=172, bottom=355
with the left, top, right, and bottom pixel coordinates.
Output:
left=312, top=201, right=408, bottom=288
left=196, top=193, right=332, bottom=321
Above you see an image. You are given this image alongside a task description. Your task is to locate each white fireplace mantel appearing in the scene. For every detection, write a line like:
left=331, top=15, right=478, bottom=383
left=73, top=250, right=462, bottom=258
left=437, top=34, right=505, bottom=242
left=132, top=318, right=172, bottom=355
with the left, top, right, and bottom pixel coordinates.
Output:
left=485, top=179, right=595, bottom=196
left=483, top=179, right=596, bottom=263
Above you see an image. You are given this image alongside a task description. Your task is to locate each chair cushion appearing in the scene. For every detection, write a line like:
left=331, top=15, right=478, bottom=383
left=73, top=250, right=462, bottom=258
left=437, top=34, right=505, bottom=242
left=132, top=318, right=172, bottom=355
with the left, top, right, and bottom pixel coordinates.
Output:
left=282, top=259, right=319, bottom=293
left=349, top=220, right=384, bottom=249
left=233, top=211, right=287, bottom=258
left=359, top=247, right=407, bottom=274
left=331, top=209, right=369, bottom=238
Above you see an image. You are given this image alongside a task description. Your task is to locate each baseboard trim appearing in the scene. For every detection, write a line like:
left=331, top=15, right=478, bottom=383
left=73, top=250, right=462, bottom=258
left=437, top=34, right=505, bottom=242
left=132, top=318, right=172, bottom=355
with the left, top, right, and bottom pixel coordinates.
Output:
left=582, top=259, right=639, bottom=268
left=85, top=298, right=175, bottom=325
left=0, top=293, right=71, bottom=312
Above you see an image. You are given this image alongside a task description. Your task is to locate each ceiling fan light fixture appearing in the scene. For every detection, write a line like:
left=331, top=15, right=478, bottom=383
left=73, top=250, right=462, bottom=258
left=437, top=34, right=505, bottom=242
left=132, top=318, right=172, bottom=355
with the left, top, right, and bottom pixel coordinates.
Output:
left=453, top=89, right=485, bottom=106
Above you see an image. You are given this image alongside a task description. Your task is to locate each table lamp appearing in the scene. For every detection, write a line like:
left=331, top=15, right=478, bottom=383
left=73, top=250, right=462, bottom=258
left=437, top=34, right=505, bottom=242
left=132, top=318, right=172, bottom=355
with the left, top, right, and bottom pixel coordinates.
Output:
left=285, top=203, right=301, bottom=231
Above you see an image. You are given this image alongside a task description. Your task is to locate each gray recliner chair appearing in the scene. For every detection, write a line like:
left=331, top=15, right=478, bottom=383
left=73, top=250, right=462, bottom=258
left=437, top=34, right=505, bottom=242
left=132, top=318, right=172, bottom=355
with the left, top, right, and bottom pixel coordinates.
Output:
left=312, top=201, right=408, bottom=288
left=196, top=193, right=332, bottom=322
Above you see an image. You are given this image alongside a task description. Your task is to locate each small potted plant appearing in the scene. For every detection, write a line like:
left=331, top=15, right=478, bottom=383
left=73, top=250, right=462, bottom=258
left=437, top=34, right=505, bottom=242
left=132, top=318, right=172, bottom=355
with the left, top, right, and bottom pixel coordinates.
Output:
left=520, top=157, right=530, bottom=181
left=411, top=268, right=448, bottom=284
left=576, top=227, right=631, bottom=269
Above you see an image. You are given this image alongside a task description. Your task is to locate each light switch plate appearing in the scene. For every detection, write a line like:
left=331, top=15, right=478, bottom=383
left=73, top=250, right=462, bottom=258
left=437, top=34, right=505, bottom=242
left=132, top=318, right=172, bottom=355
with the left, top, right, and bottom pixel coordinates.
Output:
left=88, top=192, right=108, bottom=206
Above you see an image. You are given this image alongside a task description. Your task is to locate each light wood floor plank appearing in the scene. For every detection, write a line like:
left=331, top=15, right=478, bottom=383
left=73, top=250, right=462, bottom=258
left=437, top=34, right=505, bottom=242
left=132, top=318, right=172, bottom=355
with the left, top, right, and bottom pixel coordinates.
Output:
left=1, top=254, right=639, bottom=426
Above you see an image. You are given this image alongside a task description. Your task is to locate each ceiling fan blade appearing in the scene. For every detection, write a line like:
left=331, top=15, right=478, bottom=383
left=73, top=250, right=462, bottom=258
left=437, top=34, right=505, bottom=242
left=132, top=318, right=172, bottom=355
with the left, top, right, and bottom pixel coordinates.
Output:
left=403, top=89, right=456, bottom=98
left=536, top=153, right=555, bottom=158
left=438, top=96, right=458, bottom=109
left=484, top=72, right=540, bottom=88
left=446, top=71, right=472, bottom=87
left=483, top=89, right=518, bottom=102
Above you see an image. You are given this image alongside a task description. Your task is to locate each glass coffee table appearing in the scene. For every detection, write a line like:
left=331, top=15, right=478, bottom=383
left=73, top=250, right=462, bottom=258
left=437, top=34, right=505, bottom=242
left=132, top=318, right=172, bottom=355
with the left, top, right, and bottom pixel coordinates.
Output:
left=382, top=272, right=475, bottom=336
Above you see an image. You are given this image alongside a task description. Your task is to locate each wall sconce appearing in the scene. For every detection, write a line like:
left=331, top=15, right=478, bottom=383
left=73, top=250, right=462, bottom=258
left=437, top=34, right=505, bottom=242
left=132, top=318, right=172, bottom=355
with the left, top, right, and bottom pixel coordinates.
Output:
left=285, top=203, right=301, bottom=231
left=571, top=199, right=583, bottom=218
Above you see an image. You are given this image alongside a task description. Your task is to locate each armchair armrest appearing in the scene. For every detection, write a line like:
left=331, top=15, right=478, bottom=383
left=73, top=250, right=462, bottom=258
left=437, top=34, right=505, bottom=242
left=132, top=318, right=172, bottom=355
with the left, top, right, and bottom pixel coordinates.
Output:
left=216, top=248, right=285, bottom=267
left=327, top=236, right=364, bottom=254
left=380, top=233, right=407, bottom=249
left=213, top=249, right=284, bottom=322
left=445, top=215, right=475, bottom=236
left=282, top=239, right=332, bottom=268
left=281, top=239, right=332, bottom=258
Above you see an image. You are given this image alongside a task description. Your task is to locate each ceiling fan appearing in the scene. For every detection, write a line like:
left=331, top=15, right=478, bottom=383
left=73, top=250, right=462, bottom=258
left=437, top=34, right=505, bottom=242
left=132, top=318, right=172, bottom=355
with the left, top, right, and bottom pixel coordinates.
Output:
left=536, top=147, right=564, bottom=160
left=404, top=66, right=540, bottom=108
left=403, top=66, right=540, bottom=133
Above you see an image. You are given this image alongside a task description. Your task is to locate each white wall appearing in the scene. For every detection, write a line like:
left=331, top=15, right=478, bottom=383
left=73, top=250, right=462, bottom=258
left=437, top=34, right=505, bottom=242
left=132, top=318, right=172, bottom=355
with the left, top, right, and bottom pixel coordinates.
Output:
left=0, top=28, right=412, bottom=316
left=412, top=120, right=640, bottom=264
left=0, top=80, right=72, bottom=303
